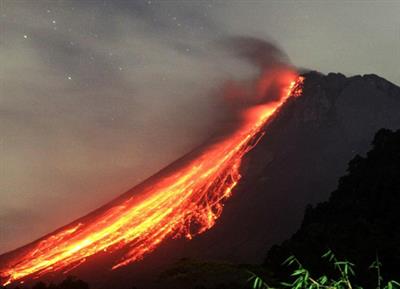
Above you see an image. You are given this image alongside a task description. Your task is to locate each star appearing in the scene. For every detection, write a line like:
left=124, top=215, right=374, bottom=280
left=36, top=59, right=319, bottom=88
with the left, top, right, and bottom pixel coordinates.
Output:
left=23, top=35, right=28, bottom=39
left=67, top=76, right=72, bottom=80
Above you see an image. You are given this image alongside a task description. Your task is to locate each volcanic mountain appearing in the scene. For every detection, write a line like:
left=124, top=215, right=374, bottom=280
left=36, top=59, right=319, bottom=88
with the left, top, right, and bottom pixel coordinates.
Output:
left=93, top=71, right=400, bottom=289
left=3, top=71, right=400, bottom=289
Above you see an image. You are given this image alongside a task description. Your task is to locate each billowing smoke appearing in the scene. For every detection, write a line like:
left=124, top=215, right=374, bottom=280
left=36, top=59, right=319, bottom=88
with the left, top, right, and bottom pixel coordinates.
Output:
left=0, top=1, right=294, bottom=254
left=210, top=37, right=294, bottom=138
left=222, top=36, right=290, bottom=69
left=217, top=37, right=293, bottom=108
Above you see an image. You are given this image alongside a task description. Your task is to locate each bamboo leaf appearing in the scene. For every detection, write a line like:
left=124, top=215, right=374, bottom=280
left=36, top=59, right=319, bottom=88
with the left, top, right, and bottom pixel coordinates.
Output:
left=283, top=255, right=296, bottom=266
left=322, top=250, right=333, bottom=259
left=292, top=269, right=305, bottom=276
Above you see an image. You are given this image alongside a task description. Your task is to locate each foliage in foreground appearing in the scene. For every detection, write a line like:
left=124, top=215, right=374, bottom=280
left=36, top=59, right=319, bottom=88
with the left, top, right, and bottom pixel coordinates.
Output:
left=248, top=250, right=400, bottom=289
left=265, top=129, right=400, bottom=285
left=3, top=251, right=400, bottom=289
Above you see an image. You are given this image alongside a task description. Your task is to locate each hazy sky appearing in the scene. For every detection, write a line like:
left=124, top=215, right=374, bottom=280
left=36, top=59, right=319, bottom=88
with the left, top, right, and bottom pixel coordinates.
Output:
left=1, top=0, right=400, bottom=253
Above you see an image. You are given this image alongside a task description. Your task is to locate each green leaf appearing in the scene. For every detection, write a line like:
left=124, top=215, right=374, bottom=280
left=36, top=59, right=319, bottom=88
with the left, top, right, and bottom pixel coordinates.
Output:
left=253, top=277, right=260, bottom=289
left=385, top=281, right=400, bottom=289
left=392, top=281, right=400, bottom=286
left=369, top=262, right=377, bottom=269
left=334, top=261, right=349, bottom=265
left=348, top=266, right=355, bottom=276
left=283, top=256, right=296, bottom=266
left=322, top=250, right=333, bottom=259
left=318, top=276, right=328, bottom=285
left=294, top=281, right=303, bottom=289
left=253, top=277, right=261, bottom=289
left=292, top=269, right=305, bottom=276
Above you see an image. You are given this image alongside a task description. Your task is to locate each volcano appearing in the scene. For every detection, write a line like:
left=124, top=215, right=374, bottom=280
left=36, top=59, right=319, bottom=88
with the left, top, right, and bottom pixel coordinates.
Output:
left=2, top=71, right=400, bottom=289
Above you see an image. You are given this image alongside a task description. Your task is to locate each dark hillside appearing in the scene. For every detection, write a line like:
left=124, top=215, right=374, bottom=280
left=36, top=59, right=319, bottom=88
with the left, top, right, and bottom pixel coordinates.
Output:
left=265, top=128, right=400, bottom=286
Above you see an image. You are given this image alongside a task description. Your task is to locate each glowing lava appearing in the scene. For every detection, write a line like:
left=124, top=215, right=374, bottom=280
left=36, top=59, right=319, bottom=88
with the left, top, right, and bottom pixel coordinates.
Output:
left=0, top=73, right=304, bottom=286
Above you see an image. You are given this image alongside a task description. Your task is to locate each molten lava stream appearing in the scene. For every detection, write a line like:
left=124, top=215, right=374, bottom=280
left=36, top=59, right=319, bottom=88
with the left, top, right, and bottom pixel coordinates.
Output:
left=0, top=74, right=304, bottom=286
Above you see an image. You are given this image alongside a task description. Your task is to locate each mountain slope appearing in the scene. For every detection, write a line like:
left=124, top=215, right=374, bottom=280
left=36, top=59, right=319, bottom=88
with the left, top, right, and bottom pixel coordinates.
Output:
left=7, top=71, right=400, bottom=289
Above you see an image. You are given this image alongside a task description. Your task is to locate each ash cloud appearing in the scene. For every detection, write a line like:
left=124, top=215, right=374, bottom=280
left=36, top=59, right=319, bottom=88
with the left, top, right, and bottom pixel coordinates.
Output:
left=216, top=36, right=294, bottom=115
left=221, top=36, right=290, bottom=70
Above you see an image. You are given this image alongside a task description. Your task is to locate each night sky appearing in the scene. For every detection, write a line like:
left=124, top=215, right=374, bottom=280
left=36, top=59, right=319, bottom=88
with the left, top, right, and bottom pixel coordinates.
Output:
left=1, top=0, right=400, bottom=253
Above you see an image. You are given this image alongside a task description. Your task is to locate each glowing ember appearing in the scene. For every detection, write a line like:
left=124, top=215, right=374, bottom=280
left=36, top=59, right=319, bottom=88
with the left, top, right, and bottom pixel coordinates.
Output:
left=0, top=74, right=304, bottom=286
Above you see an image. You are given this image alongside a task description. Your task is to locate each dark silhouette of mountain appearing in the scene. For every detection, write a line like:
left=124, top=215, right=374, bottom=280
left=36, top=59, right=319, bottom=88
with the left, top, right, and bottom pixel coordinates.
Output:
left=265, top=128, right=400, bottom=287
left=6, top=72, right=400, bottom=289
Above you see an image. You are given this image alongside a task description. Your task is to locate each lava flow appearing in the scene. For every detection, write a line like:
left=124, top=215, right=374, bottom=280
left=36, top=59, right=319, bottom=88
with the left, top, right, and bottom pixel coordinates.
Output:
left=0, top=72, right=304, bottom=286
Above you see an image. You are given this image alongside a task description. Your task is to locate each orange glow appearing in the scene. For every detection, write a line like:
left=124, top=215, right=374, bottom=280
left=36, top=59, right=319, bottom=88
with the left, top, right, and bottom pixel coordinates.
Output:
left=0, top=73, right=304, bottom=286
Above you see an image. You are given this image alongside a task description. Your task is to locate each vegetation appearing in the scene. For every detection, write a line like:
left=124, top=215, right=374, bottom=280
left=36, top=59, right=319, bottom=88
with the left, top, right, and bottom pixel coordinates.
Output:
left=6, top=251, right=399, bottom=289
left=265, top=128, right=400, bottom=287
left=249, top=250, right=400, bottom=289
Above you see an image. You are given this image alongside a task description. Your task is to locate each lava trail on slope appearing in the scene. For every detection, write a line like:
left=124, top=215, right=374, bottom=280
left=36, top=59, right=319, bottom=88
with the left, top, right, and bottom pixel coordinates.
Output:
left=0, top=70, right=304, bottom=286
